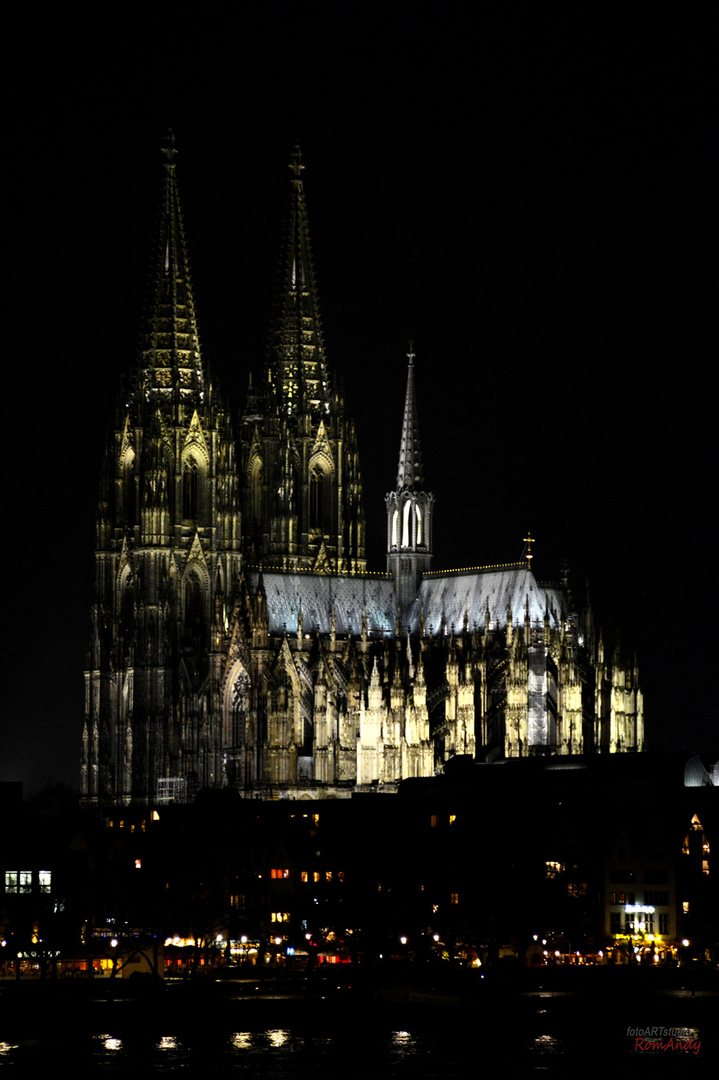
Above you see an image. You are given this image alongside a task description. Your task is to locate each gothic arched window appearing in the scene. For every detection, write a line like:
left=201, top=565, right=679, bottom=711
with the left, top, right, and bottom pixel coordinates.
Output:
left=183, top=574, right=205, bottom=647
left=310, top=466, right=326, bottom=531
left=183, top=459, right=199, bottom=520
left=402, top=500, right=411, bottom=548
left=249, top=457, right=263, bottom=529
left=123, top=451, right=136, bottom=528
left=119, top=572, right=135, bottom=642
left=230, top=667, right=250, bottom=747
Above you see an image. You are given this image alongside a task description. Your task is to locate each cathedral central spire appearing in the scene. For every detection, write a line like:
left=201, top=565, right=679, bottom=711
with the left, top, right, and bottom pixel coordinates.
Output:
left=386, top=347, right=434, bottom=609
left=396, top=342, right=424, bottom=491
left=267, top=145, right=330, bottom=417
left=139, top=130, right=207, bottom=411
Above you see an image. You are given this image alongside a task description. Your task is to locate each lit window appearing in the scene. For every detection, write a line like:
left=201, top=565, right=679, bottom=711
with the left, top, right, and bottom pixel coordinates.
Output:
left=271, top=869, right=290, bottom=879
left=611, top=891, right=634, bottom=904
left=301, top=871, right=309, bottom=883
left=4, top=872, right=18, bottom=893
left=448, top=814, right=457, bottom=826
left=19, top=872, right=32, bottom=894
left=313, top=872, right=320, bottom=883
left=702, top=861, right=710, bottom=875
left=545, top=861, right=564, bottom=879
left=430, top=815, right=438, bottom=828
left=337, top=871, right=345, bottom=883
left=683, top=901, right=690, bottom=914
left=567, top=883, right=588, bottom=898
left=325, top=871, right=332, bottom=882
left=271, top=912, right=289, bottom=923
left=450, top=893, right=459, bottom=905
left=134, top=859, right=141, bottom=870
left=402, top=501, right=411, bottom=547
left=39, top=871, right=51, bottom=894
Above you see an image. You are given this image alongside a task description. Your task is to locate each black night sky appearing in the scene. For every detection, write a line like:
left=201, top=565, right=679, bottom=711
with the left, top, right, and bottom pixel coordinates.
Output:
left=4, top=5, right=716, bottom=793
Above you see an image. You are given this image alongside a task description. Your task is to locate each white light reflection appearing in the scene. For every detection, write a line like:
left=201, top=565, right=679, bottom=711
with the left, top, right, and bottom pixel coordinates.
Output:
left=231, top=1033, right=253, bottom=1049
left=0, top=1043, right=18, bottom=1054
left=159, top=1036, right=177, bottom=1050
left=532, top=1034, right=563, bottom=1055
left=94, top=1034, right=123, bottom=1052
left=268, top=1030, right=289, bottom=1048
left=392, top=1031, right=414, bottom=1047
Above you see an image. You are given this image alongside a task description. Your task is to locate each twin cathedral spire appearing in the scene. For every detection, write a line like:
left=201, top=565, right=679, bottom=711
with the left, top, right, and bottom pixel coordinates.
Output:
left=82, top=137, right=437, bottom=805
left=81, top=137, right=643, bottom=808
left=241, top=145, right=369, bottom=573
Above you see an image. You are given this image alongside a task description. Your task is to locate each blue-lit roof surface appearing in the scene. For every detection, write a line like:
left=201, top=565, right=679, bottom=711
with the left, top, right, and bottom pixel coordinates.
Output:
left=250, top=565, right=566, bottom=638
left=249, top=573, right=398, bottom=637
left=410, top=566, right=565, bottom=634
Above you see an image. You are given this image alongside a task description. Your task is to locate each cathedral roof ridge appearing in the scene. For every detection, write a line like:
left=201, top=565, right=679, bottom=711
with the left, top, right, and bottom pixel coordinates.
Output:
left=425, top=562, right=529, bottom=576
left=245, top=565, right=391, bottom=580
left=138, top=130, right=208, bottom=411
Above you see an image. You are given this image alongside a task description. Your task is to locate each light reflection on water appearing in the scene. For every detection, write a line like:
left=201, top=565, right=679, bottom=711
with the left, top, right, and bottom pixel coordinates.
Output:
left=93, top=1033, right=123, bottom=1052
left=268, top=1028, right=290, bottom=1048
left=531, top=1034, right=565, bottom=1054
left=0, top=1028, right=456, bottom=1075
left=0, top=1016, right=712, bottom=1075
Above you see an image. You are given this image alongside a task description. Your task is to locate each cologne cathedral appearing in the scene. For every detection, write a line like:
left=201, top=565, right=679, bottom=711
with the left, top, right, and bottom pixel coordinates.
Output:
left=80, top=139, right=644, bottom=807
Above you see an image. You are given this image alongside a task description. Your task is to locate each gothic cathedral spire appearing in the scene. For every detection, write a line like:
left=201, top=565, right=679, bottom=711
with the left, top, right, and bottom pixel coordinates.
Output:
left=81, top=134, right=242, bottom=806
left=138, top=129, right=208, bottom=412
left=265, top=144, right=331, bottom=417
left=396, top=343, right=424, bottom=491
left=241, top=148, right=366, bottom=573
left=386, top=345, right=434, bottom=611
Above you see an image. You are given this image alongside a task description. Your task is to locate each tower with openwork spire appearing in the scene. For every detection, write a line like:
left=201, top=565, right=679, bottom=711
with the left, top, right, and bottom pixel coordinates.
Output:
left=386, top=345, right=434, bottom=611
left=81, top=133, right=242, bottom=806
left=241, top=147, right=366, bottom=573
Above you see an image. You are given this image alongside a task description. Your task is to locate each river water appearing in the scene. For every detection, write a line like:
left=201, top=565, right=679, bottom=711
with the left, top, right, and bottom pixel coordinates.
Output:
left=0, top=980, right=716, bottom=1075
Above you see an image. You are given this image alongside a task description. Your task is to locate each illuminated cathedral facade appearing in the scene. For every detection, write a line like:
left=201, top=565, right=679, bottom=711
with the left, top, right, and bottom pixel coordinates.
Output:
left=81, top=140, right=644, bottom=807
